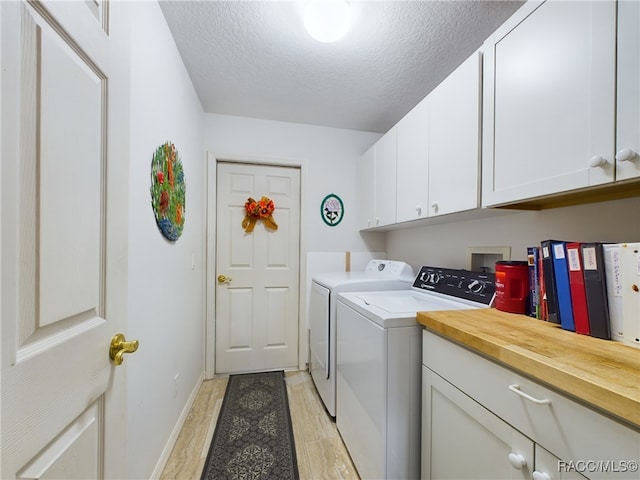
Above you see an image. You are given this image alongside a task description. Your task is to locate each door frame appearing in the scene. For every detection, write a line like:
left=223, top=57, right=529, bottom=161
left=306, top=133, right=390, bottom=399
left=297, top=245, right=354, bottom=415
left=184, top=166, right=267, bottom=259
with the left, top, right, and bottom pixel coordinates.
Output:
left=204, top=153, right=308, bottom=377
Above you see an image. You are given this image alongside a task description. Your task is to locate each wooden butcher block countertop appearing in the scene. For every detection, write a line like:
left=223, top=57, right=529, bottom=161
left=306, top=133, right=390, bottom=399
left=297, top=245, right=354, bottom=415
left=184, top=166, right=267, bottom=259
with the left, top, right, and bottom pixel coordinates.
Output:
left=416, top=308, right=640, bottom=429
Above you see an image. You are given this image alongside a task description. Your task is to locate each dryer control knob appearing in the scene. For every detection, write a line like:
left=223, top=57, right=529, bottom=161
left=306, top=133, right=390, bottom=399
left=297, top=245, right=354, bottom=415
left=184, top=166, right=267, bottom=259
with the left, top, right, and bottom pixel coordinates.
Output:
left=468, top=279, right=484, bottom=293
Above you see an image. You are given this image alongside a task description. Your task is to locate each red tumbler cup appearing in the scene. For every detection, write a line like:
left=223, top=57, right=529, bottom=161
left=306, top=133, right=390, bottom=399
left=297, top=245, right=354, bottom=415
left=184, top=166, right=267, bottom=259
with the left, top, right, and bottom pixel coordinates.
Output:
left=495, top=261, right=529, bottom=314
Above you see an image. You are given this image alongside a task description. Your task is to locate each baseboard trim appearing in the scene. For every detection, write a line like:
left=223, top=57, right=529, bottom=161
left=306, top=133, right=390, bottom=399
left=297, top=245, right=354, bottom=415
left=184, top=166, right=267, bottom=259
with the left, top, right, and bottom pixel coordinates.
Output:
left=150, top=371, right=205, bottom=479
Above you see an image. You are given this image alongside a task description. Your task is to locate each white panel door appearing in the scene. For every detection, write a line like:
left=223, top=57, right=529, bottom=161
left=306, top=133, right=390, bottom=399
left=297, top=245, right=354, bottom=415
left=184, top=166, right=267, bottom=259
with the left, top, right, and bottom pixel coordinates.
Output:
left=215, top=162, right=300, bottom=373
left=1, top=1, right=130, bottom=479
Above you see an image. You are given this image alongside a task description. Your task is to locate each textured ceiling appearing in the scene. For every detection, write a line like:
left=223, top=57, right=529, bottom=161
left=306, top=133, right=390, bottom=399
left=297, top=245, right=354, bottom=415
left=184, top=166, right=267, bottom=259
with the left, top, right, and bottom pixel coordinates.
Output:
left=159, top=0, right=524, bottom=133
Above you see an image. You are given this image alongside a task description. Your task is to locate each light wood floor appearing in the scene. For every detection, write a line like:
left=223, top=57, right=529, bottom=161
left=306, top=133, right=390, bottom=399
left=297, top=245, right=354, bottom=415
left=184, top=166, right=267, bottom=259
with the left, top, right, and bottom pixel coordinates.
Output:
left=160, top=370, right=360, bottom=480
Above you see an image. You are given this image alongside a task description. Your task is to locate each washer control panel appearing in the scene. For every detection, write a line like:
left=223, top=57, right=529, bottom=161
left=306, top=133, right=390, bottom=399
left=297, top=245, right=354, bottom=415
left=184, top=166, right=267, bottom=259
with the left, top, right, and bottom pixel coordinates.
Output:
left=412, top=266, right=496, bottom=305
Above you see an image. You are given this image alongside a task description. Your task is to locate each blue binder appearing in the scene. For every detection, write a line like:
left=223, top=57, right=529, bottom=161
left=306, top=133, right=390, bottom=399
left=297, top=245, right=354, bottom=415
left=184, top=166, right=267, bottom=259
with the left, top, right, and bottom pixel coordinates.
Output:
left=551, top=241, right=575, bottom=331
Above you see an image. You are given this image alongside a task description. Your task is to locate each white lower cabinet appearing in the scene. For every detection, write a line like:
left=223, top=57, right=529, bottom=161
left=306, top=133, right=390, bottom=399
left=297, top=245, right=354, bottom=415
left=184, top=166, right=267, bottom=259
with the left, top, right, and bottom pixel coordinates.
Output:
left=422, top=366, right=534, bottom=479
left=535, top=445, right=587, bottom=480
left=421, top=330, right=639, bottom=480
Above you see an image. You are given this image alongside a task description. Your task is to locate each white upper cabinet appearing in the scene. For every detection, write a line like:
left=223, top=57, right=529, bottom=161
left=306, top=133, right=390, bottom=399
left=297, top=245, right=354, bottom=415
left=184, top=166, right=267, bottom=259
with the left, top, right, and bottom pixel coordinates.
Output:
left=616, top=0, right=640, bottom=181
left=394, top=51, right=482, bottom=224
left=482, top=0, right=617, bottom=207
left=374, top=127, right=398, bottom=227
left=356, top=145, right=376, bottom=230
left=396, top=97, right=429, bottom=223
left=357, top=128, right=397, bottom=229
left=428, top=51, right=481, bottom=216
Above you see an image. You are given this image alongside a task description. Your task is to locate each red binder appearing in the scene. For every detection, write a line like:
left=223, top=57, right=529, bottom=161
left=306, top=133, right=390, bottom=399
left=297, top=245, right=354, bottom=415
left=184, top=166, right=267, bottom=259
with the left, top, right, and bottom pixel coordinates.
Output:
left=566, top=242, right=590, bottom=335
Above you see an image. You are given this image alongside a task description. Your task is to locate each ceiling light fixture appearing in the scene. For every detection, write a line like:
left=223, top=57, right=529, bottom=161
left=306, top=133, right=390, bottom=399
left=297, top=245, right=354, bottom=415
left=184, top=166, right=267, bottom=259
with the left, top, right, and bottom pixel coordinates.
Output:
left=304, top=0, right=352, bottom=43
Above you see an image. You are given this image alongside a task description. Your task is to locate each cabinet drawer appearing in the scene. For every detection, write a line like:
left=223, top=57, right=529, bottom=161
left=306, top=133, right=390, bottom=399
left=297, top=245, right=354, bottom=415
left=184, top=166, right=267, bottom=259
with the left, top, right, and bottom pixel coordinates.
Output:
left=423, top=330, right=640, bottom=479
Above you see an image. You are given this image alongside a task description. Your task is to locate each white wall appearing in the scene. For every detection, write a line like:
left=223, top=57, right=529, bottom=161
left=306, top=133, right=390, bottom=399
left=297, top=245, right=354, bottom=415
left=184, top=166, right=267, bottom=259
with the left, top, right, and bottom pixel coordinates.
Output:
left=127, top=2, right=205, bottom=479
left=203, top=113, right=385, bottom=254
left=386, top=197, right=640, bottom=272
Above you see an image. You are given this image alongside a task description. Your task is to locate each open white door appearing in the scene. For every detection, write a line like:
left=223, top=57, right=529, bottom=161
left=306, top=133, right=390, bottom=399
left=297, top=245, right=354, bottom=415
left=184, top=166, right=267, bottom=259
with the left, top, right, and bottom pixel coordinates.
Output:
left=215, top=162, right=301, bottom=374
left=1, top=1, right=131, bottom=478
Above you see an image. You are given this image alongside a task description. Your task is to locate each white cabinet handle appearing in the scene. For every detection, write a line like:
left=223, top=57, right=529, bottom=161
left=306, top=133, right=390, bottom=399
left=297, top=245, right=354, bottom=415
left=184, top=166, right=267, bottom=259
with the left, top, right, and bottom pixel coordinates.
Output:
left=416, top=205, right=422, bottom=216
left=431, top=202, right=439, bottom=213
left=508, top=453, right=527, bottom=470
left=508, top=384, right=551, bottom=405
left=588, top=155, right=607, bottom=167
left=615, top=148, right=638, bottom=162
left=375, top=217, right=380, bottom=226
left=533, top=471, right=552, bottom=480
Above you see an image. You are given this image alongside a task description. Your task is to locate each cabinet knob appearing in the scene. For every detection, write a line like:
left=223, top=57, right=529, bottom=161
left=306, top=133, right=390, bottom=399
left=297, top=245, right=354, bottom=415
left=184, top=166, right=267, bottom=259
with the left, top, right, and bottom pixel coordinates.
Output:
left=431, top=202, right=439, bottom=214
left=416, top=205, right=423, bottom=216
left=532, top=471, right=551, bottom=480
left=588, top=155, right=608, bottom=168
left=508, top=453, right=527, bottom=470
left=375, top=217, right=380, bottom=226
left=615, top=148, right=638, bottom=162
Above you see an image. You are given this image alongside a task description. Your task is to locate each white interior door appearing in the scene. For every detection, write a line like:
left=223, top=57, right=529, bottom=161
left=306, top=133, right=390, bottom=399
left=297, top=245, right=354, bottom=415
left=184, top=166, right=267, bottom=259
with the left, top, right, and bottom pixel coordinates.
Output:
left=1, top=1, right=130, bottom=478
left=215, top=162, right=300, bottom=374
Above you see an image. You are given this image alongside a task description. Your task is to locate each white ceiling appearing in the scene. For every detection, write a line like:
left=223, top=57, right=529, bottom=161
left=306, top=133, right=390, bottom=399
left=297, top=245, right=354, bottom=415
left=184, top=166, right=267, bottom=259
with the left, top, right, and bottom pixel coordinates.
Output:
left=159, top=0, right=524, bottom=133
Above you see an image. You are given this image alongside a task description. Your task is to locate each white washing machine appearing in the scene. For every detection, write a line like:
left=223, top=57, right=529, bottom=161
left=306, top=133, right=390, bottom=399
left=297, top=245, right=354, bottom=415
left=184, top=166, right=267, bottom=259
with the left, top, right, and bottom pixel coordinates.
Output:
left=309, top=259, right=414, bottom=417
left=336, top=266, right=496, bottom=480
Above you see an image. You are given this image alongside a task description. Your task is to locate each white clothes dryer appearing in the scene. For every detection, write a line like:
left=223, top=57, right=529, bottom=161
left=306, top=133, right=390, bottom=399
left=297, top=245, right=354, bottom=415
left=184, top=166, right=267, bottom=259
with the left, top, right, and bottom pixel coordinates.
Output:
left=309, top=259, right=414, bottom=417
left=336, top=266, right=496, bottom=480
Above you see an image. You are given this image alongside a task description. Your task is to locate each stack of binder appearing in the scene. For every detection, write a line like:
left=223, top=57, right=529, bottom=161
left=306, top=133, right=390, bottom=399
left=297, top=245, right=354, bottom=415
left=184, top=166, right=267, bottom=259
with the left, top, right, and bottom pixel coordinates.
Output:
left=526, top=241, right=639, bottom=348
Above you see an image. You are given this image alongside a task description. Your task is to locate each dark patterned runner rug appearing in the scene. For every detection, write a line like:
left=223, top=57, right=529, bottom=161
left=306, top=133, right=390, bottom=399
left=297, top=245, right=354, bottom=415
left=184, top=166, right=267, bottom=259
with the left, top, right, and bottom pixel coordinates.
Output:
left=201, top=371, right=299, bottom=480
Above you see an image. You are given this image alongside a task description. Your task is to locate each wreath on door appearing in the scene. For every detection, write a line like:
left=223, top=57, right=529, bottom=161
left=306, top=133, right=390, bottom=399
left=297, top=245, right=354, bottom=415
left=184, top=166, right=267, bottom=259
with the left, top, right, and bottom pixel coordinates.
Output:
left=150, top=141, right=186, bottom=241
left=242, top=196, right=278, bottom=232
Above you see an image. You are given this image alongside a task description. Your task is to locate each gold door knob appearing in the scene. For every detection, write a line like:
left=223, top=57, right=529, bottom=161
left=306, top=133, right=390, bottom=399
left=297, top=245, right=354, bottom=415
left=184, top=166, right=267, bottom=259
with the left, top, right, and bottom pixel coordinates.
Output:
left=217, top=274, right=231, bottom=284
left=109, top=333, right=139, bottom=366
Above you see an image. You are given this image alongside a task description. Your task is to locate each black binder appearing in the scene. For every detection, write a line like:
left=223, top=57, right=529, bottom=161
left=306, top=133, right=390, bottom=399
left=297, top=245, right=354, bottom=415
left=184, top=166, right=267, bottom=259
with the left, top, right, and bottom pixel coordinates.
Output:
left=541, top=240, right=560, bottom=324
left=580, top=242, right=611, bottom=339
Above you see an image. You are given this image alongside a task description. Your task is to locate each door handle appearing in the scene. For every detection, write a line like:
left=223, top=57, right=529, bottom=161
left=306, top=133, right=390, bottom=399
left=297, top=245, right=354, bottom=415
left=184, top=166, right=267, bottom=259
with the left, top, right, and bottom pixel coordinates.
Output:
left=109, top=333, right=139, bottom=366
left=217, top=274, right=232, bottom=284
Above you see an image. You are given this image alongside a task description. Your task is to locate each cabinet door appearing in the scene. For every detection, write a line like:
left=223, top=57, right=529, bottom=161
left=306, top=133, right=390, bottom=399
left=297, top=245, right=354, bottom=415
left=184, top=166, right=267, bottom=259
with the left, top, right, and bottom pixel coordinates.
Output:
left=482, top=0, right=616, bottom=206
left=396, top=97, right=429, bottom=223
left=616, top=0, right=640, bottom=180
left=534, top=445, right=588, bottom=480
left=423, top=329, right=640, bottom=480
left=357, top=145, right=376, bottom=229
left=428, top=51, right=481, bottom=216
left=422, top=366, right=534, bottom=480
left=374, top=126, right=397, bottom=227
